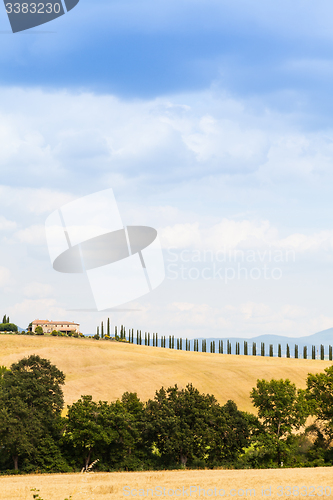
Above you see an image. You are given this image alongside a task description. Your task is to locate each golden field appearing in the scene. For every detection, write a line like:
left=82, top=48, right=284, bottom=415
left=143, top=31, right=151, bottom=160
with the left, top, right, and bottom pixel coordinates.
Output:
left=1, top=468, right=333, bottom=500
left=0, top=334, right=331, bottom=412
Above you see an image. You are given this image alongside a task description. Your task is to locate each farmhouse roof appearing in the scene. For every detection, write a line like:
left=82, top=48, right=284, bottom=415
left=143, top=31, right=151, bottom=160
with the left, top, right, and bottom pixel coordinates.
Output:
left=32, top=319, right=80, bottom=326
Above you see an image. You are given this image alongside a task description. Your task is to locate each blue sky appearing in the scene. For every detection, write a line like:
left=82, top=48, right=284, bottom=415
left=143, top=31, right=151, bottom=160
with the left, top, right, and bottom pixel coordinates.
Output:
left=1, top=0, right=333, bottom=337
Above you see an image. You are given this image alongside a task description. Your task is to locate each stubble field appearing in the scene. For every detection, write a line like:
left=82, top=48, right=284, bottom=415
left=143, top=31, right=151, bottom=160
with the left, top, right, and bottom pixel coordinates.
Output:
left=1, top=467, right=333, bottom=500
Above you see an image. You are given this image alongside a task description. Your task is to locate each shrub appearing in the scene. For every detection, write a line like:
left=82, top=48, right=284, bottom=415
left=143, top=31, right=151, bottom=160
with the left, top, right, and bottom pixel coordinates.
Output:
left=93, top=334, right=100, bottom=340
left=0, top=323, right=18, bottom=332
left=67, top=331, right=73, bottom=337
left=51, top=330, right=58, bottom=336
left=73, top=332, right=79, bottom=338
left=35, top=326, right=44, bottom=336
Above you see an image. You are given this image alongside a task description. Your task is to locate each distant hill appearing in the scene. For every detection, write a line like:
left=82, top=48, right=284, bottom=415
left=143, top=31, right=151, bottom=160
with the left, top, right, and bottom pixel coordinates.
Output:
left=194, top=327, right=333, bottom=355
left=0, top=334, right=331, bottom=413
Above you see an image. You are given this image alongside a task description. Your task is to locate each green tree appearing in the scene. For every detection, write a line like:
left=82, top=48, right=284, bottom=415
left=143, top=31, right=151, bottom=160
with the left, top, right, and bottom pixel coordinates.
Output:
left=35, top=326, right=44, bottom=335
left=64, top=395, right=114, bottom=470
left=306, top=366, right=333, bottom=441
left=106, top=393, right=146, bottom=470
left=250, top=378, right=309, bottom=465
left=144, top=383, right=218, bottom=467
left=0, top=322, right=18, bottom=332
left=207, top=400, right=260, bottom=466
left=0, top=355, right=65, bottom=470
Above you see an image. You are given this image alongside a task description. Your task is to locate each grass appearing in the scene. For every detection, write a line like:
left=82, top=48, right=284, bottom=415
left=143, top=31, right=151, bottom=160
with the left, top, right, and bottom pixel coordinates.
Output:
left=0, top=334, right=331, bottom=412
left=0, top=468, right=333, bottom=499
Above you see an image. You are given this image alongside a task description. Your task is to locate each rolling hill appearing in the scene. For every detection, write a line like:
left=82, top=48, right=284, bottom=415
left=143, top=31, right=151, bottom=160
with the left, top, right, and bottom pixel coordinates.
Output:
left=0, top=334, right=332, bottom=413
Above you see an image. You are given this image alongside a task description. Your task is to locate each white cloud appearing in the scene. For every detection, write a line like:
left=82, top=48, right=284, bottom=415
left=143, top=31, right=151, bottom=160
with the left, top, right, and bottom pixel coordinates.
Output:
left=1, top=86, right=333, bottom=194
left=15, top=225, right=46, bottom=245
left=0, top=186, right=74, bottom=215
left=0, top=266, right=11, bottom=287
left=23, top=282, right=54, bottom=299
left=0, top=215, right=16, bottom=231
left=159, top=219, right=333, bottom=254
left=8, top=299, right=67, bottom=328
left=118, top=300, right=333, bottom=339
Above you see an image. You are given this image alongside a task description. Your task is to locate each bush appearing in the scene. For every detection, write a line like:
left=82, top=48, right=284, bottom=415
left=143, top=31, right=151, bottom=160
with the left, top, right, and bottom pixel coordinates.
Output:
left=35, top=326, right=44, bottom=336
left=93, top=334, right=100, bottom=340
left=51, top=330, right=58, bottom=336
left=67, top=331, right=73, bottom=337
left=0, top=323, right=18, bottom=332
left=73, top=332, right=79, bottom=338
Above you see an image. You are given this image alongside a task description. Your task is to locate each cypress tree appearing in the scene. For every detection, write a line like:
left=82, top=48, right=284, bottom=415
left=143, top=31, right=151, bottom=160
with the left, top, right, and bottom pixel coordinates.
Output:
left=180, top=338, right=182, bottom=350
left=330, top=345, right=332, bottom=361
left=107, top=318, right=110, bottom=337
left=252, top=342, right=256, bottom=356
left=115, top=326, right=118, bottom=339
left=148, top=333, right=150, bottom=346
left=261, top=342, right=265, bottom=356
left=96, top=326, right=99, bottom=337
left=312, top=345, right=316, bottom=359
left=278, top=344, right=281, bottom=358
left=140, top=330, right=142, bottom=345
left=295, top=344, right=298, bottom=359
left=244, top=341, right=248, bottom=356
left=321, top=344, right=325, bottom=360
left=235, top=342, right=239, bottom=355
left=172, top=335, right=175, bottom=349
left=269, top=344, right=273, bottom=357
left=303, top=346, right=307, bottom=359
left=101, top=322, right=104, bottom=339
left=286, top=344, right=290, bottom=358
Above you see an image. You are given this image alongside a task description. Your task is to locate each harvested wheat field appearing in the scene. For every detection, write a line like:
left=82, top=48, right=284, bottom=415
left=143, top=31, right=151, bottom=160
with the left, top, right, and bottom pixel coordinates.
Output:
left=2, top=468, right=333, bottom=500
left=0, top=335, right=331, bottom=412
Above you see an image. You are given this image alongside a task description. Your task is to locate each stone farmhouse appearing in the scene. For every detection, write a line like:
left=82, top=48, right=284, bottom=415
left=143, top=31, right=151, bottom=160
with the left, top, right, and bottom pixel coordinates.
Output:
left=31, top=319, right=80, bottom=335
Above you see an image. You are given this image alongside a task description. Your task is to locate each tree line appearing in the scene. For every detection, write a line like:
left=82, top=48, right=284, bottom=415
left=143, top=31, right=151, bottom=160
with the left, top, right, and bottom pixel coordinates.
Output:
left=94, top=322, right=333, bottom=360
left=1, top=355, right=333, bottom=473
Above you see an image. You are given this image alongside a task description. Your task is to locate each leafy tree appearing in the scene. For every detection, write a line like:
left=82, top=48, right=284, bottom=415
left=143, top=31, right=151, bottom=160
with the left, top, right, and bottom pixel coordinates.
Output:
left=144, top=383, right=218, bottom=467
left=63, top=395, right=114, bottom=469
left=35, top=326, right=44, bottom=335
left=106, top=393, right=146, bottom=470
left=0, top=322, right=18, bottom=332
left=0, top=355, right=65, bottom=470
left=306, top=366, right=333, bottom=442
left=207, top=400, right=261, bottom=466
left=250, top=378, right=309, bottom=465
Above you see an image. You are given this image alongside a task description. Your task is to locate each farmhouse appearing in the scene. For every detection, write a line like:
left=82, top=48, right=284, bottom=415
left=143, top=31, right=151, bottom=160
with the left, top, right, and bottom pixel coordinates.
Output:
left=31, top=319, right=80, bottom=335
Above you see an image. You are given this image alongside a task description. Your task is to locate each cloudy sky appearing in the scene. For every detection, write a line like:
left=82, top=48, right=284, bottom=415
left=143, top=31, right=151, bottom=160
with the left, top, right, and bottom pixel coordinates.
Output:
left=1, top=0, right=333, bottom=338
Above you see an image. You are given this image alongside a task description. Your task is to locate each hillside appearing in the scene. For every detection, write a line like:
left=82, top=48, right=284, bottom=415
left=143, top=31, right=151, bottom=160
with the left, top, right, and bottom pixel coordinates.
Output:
left=0, top=335, right=332, bottom=413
